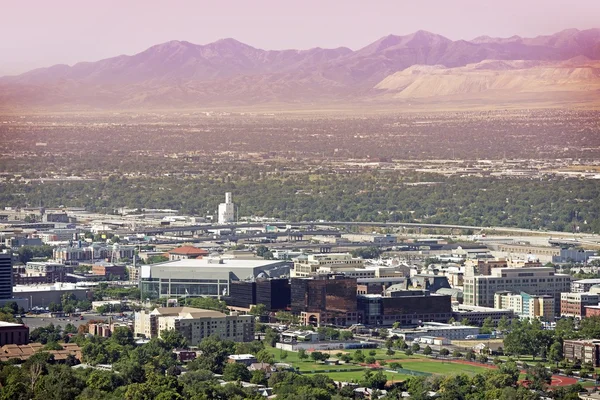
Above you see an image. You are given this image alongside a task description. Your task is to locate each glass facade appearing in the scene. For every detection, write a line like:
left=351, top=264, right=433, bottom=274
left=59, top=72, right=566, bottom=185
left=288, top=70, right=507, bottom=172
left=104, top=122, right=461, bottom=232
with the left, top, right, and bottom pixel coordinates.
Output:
left=140, top=277, right=227, bottom=299
left=256, top=279, right=290, bottom=311
left=291, top=276, right=357, bottom=316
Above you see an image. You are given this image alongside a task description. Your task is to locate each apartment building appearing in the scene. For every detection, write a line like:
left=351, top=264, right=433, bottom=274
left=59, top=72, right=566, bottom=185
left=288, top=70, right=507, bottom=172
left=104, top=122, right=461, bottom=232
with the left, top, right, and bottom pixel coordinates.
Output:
left=560, top=292, right=600, bottom=318
left=463, top=267, right=570, bottom=313
left=134, top=307, right=254, bottom=345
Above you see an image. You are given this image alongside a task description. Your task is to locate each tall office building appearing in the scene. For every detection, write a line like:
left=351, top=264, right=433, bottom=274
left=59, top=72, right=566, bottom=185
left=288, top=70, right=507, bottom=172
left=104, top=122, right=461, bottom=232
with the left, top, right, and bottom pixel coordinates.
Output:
left=217, top=192, right=235, bottom=224
left=225, top=279, right=291, bottom=311
left=291, top=275, right=358, bottom=326
left=0, top=254, right=13, bottom=300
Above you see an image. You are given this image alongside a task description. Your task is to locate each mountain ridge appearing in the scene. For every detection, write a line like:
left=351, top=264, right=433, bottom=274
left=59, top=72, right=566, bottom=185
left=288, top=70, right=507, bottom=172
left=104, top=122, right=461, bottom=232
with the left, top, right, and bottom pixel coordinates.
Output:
left=2, top=28, right=600, bottom=109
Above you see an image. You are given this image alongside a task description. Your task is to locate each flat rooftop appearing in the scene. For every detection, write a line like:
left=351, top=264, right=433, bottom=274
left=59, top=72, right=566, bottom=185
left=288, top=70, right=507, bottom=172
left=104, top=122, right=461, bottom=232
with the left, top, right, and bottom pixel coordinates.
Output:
left=150, top=257, right=287, bottom=269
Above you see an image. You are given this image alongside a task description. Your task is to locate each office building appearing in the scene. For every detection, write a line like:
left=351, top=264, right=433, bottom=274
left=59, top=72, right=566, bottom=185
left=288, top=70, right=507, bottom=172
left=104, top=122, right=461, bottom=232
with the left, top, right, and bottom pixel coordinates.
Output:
left=140, top=257, right=290, bottom=299
left=13, top=262, right=74, bottom=285
left=5, top=236, right=43, bottom=249
left=357, top=290, right=452, bottom=327
left=463, top=267, right=570, bottom=313
left=225, top=278, right=291, bottom=311
left=560, top=292, right=600, bottom=318
left=291, top=275, right=358, bottom=326
left=563, top=340, right=600, bottom=367
left=0, top=254, right=12, bottom=300
left=217, top=192, right=235, bottom=224
left=408, top=274, right=451, bottom=292
left=43, top=213, right=69, bottom=223
left=494, top=291, right=555, bottom=321
left=134, top=307, right=254, bottom=344
left=91, top=262, right=127, bottom=280
left=553, top=249, right=597, bottom=264
left=291, top=253, right=364, bottom=278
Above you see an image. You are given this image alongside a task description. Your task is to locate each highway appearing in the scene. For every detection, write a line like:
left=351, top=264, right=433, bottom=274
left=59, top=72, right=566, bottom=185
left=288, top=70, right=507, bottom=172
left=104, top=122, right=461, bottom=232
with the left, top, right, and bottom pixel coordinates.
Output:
left=126, top=220, right=600, bottom=243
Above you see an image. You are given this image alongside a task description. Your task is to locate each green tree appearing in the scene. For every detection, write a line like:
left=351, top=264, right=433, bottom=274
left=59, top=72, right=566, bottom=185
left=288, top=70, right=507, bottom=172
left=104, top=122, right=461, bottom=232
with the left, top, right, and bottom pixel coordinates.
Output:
left=256, top=349, right=275, bottom=364
left=223, top=362, right=251, bottom=382
left=548, top=341, right=563, bottom=367
left=298, top=348, right=309, bottom=361
left=249, top=303, right=267, bottom=317
left=353, top=350, right=365, bottom=363
left=159, top=329, right=187, bottom=349
left=423, top=345, right=432, bottom=356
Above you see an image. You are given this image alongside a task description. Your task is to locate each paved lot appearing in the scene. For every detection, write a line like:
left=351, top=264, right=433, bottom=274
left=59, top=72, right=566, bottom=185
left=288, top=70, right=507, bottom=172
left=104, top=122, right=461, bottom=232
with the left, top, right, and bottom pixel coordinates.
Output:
left=22, top=316, right=89, bottom=330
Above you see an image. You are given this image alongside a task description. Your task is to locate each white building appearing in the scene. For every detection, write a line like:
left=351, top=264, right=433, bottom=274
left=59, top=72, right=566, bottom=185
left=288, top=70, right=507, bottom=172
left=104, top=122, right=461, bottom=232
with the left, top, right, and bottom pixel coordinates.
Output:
left=139, top=257, right=290, bottom=299
left=463, top=267, right=570, bottom=313
left=217, top=192, right=235, bottom=224
left=391, top=322, right=479, bottom=342
left=134, top=307, right=254, bottom=344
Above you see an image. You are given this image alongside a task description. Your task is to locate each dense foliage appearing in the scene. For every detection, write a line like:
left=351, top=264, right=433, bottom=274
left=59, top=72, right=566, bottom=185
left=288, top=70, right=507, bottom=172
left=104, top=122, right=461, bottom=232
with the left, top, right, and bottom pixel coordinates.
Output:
left=2, top=173, right=599, bottom=232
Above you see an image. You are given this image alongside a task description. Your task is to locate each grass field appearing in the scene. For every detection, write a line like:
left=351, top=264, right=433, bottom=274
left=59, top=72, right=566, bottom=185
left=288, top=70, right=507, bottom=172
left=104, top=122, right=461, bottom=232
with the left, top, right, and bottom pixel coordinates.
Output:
left=400, top=360, right=491, bottom=376
left=266, top=346, right=495, bottom=381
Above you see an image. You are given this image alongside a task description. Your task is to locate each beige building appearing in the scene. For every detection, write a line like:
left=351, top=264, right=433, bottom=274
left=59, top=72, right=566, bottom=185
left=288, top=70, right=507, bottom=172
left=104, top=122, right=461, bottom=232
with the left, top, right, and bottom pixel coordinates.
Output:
left=464, top=267, right=570, bottom=313
left=494, top=291, right=555, bottom=321
left=134, top=307, right=254, bottom=345
left=291, top=253, right=363, bottom=277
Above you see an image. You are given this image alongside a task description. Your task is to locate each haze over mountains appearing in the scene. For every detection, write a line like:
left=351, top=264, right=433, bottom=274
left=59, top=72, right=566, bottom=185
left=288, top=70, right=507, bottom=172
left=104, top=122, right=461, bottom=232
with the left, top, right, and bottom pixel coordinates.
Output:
left=1, top=28, right=600, bottom=109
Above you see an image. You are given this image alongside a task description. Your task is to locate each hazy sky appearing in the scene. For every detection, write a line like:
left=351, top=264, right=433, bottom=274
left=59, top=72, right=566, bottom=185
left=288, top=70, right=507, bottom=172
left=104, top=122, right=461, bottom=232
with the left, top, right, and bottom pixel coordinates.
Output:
left=1, top=0, right=599, bottom=75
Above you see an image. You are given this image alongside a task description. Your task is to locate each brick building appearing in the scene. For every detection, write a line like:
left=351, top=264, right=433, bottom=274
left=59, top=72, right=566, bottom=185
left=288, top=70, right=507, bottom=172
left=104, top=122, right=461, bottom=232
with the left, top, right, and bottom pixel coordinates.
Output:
left=560, top=292, right=600, bottom=318
left=563, top=339, right=600, bottom=367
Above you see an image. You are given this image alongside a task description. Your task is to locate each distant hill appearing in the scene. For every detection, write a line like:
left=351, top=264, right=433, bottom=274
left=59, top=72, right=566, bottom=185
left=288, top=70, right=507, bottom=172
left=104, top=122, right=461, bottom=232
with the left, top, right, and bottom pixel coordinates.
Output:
left=1, top=28, right=600, bottom=109
left=375, top=58, right=600, bottom=101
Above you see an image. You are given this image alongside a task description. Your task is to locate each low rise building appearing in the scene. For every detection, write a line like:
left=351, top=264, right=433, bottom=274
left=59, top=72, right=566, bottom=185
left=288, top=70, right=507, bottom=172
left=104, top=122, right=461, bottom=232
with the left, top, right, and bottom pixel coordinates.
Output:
left=134, top=307, right=254, bottom=344
left=452, top=305, right=514, bottom=326
left=167, top=246, right=209, bottom=261
left=91, top=262, right=127, bottom=280
left=571, top=279, right=600, bottom=293
left=227, top=354, right=257, bottom=366
left=0, top=321, right=29, bottom=345
left=584, top=305, right=600, bottom=318
left=552, top=249, right=597, bottom=264
left=563, top=339, right=600, bottom=367
left=0, top=342, right=82, bottom=362
left=391, top=322, right=479, bottom=342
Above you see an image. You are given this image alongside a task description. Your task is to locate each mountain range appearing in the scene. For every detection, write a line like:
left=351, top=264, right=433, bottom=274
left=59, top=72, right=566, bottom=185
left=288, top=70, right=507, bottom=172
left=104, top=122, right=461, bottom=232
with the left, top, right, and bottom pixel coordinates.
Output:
left=1, top=28, right=600, bottom=109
